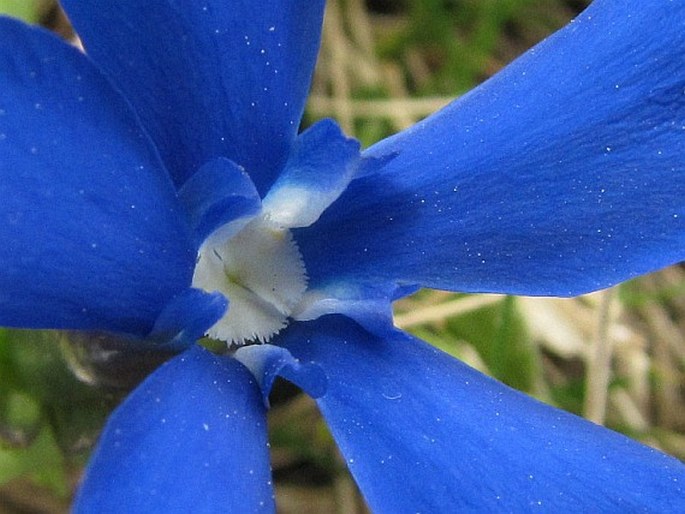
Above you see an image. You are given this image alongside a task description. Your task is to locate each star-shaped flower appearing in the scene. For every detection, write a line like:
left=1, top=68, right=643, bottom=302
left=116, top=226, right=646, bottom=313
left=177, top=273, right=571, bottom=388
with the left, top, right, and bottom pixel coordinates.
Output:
left=1, top=1, right=684, bottom=511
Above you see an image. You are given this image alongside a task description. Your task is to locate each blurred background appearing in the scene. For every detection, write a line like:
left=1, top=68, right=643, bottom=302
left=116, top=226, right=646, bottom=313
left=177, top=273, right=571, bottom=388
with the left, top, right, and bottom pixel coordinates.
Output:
left=0, top=1, right=683, bottom=512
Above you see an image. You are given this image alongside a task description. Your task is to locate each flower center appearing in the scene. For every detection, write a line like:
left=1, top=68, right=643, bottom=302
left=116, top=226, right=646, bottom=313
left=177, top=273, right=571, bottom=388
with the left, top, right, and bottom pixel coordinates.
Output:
left=191, top=216, right=308, bottom=345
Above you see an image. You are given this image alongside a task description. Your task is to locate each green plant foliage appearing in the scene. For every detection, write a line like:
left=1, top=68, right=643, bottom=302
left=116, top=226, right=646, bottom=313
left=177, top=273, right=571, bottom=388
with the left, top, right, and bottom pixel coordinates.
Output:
left=442, top=296, right=539, bottom=392
left=0, top=0, right=46, bottom=24
left=0, top=426, right=67, bottom=496
left=0, top=329, right=117, bottom=498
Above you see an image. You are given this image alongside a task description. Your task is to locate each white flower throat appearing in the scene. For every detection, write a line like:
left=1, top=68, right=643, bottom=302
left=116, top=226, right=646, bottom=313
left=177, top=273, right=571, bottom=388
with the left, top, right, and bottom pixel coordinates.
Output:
left=192, top=215, right=308, bottom=345
left=187, top=119, right=363, bottom=346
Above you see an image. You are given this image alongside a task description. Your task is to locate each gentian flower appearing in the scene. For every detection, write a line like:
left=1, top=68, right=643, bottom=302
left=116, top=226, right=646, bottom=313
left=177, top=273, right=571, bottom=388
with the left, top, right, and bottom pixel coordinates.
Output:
left=1, top=0, right=684, bottom=511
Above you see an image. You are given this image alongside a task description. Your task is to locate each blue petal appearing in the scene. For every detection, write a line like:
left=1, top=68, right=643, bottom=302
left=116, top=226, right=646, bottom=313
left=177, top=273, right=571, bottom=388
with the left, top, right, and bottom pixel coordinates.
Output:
left=177, top=157, right=261, bottom=248
left=74, top=346, right=274, bottom=513
left=234, top=343, right=327, bottom=405
left=293, top=281, right=397, bottom=337
left=298, top=2, right=685, bottom=297
left=263, top=119, right=361, bottom=228
left=0, top=18, right=196, bottom=335
left=281, top=316, right=685, bottom=512
left=61, top=0, right=326, bottom=195
left=148, top=289, right=228, bottom=351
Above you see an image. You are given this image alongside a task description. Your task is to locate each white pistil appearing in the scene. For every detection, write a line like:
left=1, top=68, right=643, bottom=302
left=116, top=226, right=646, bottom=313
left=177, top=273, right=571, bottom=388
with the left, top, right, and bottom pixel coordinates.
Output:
left=192, top=216, right=308, bottom=345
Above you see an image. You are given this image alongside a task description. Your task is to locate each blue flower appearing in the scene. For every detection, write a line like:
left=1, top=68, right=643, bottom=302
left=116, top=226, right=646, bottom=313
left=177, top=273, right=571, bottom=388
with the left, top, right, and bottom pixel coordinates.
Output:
left=1, top=0, right=684, bottom=511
